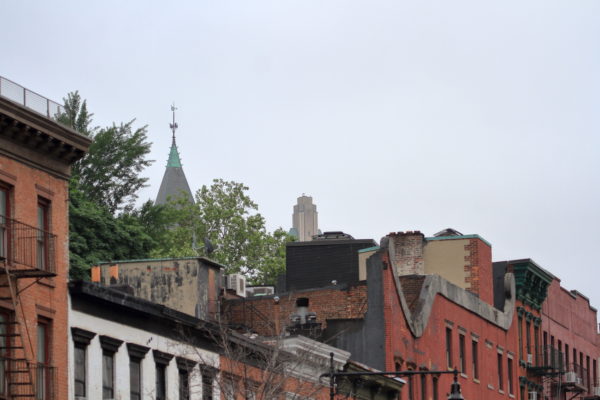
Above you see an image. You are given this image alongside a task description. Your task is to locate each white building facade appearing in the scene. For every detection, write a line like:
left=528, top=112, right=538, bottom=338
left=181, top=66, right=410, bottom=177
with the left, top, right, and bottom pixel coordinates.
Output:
left=69, top=281, right=220, bottom=400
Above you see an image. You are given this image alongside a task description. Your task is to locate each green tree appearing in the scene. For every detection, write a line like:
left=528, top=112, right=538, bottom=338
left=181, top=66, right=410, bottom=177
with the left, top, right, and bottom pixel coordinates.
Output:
left=69, top=183, right=156, bottom=279
left=60, top=91, right=155, bottom=278
left=150, top=179, right=293, bottom=285
left=60, top=92, right=153, bottom=213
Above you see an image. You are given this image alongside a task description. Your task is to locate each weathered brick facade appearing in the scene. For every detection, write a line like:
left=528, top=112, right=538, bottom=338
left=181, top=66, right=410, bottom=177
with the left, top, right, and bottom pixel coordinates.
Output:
left=0, top=95, right=89, bottom=399
left=225, top=231, right=600, bottom=400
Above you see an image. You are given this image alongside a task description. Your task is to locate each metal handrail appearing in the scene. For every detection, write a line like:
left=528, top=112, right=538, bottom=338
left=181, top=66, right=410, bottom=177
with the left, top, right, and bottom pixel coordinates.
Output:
left=0, top=76, right=64, bottom=122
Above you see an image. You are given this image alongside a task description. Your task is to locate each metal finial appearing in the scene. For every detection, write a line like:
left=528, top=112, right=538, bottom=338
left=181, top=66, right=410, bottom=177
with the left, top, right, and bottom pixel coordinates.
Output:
left=169, top=103, right=178, bottom=141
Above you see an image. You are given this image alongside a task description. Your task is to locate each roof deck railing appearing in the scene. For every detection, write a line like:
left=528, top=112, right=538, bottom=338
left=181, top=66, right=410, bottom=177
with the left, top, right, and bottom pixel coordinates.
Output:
left=0, top=75, right=64, bottom=122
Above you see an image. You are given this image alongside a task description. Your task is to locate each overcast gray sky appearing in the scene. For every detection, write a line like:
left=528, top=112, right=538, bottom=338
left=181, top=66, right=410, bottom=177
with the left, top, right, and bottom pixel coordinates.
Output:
left=3, top=1, right=600, bottom=307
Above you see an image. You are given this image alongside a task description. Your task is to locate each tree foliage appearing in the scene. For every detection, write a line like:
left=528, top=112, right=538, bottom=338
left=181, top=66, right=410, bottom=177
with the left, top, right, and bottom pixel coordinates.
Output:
left=62, top=91, right=287, bottom=284
left=61, top=91, right=154, bottom=278
left=68, top=183, right=156, bottom=280
left=150, top=179, right=293, bottom=284
left=60, top=92, right=153, bottom=213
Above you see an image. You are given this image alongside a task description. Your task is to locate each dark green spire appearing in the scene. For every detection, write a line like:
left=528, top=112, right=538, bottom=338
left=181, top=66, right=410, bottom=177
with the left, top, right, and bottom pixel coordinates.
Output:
left=155, top=105, right=194, bottom=205
left=166, top=139, right=182, bottom=167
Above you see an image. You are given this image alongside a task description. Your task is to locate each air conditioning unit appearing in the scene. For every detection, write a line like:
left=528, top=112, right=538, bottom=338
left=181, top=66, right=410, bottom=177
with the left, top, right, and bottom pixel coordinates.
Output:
left=527, top=354, right=533, bottom=364
left=246, top=286, right=275, bottom=297
left=564, top=371, right=577, bottom=383
left=226, top=274, right=246, bottom=297
left=593, top=386, right=600, bottom=396
left=528, top=392, right=537, bottom=400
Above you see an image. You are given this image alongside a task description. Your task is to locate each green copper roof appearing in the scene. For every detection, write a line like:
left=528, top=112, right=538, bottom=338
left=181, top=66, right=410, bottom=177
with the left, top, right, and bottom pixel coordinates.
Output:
left=167, top=141, right=182, bottom=167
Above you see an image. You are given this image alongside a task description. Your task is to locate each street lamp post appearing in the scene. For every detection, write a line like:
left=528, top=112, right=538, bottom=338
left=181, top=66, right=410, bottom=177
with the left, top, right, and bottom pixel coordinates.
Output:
left=322, top=353, right=465, bottom=400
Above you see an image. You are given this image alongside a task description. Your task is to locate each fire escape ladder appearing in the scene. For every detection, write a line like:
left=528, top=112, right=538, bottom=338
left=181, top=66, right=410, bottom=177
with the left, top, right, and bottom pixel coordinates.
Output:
left=1, top=262, right=36, bottom=399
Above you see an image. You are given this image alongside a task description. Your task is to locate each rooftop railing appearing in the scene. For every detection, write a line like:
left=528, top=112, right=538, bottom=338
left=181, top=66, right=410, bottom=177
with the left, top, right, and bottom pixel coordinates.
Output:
left=0, top=76, right=64, bottom=122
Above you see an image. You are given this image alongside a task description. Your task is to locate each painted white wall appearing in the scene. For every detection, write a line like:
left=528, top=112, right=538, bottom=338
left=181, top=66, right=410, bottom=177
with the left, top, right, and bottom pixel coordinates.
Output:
left=68, top=307, right=219, bottom=400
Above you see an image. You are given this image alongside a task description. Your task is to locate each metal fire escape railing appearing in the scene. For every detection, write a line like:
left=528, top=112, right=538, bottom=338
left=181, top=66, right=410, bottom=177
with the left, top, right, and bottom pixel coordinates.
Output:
left=0, top=215, right=56, bottom=276
left=528, top=345, right=564, bottom=376
left=562, top=363, right=589, bottom=392
left=0, top=214, right=57, bottom=399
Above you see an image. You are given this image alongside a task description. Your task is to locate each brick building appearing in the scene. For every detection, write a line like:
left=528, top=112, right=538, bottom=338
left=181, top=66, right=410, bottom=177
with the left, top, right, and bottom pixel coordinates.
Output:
left=0, top=78, right=90, bottom=399
left=224, top=230, right=600, bottom=400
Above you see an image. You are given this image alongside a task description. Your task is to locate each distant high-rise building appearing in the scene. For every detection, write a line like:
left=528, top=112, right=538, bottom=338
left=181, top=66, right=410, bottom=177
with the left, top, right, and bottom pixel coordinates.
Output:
left=290, top=195, right=319, bottom=241
left=155, top=105, right=194, bottom=205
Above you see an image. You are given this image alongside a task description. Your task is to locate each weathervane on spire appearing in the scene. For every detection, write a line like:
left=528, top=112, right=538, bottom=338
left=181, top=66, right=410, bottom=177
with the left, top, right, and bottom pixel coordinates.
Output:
left=170, top=103, right=178, bottom=141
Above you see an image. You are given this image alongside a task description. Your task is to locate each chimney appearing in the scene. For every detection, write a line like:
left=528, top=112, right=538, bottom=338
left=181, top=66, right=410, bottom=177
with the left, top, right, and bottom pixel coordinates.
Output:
left=387, top=231, right=426, bottom=275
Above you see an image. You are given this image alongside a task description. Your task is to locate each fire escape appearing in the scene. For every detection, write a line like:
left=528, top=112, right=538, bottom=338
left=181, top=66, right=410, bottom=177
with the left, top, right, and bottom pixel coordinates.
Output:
left=528, top=346, right=598, bottom=400
left=0, top=215, right=56, bottom=399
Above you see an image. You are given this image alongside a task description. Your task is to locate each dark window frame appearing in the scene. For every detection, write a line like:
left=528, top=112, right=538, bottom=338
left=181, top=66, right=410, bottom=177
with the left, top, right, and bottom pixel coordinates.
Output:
left=0, top=184, right=11, bottom=262
left=445, top=328, right=453, bottom=369
left=153, top=350, right=173, bottom=400
left=99, top=336, right=123, bottom=400
left=458, top=333, right=466, bottom=374
left=71, top=328, right=95, bottom=399
left=127, top=343, right=149, bottom=400
left=472, top=339, right=479, bottom=380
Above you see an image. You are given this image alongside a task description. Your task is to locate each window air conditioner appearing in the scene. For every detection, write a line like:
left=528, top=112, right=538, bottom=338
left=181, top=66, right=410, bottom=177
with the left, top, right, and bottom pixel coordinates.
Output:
left=564, top=371, right=577, bottom=383
left=528, top=392, right=537, bottom=400
left=527, top=354, right=533, bottom=364
left=593, top=386, right=600, bottom=396
left=226, top=274, right=247, bottom=297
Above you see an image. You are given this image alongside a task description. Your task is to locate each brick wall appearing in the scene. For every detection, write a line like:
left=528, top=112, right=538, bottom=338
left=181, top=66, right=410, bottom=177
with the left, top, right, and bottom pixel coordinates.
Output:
left=464, top=238, right=493, bottom=304
left=223, top=283, right=368, bottom=336
left=0, top=153, right=70, bottom=400
left=388, top=231, right=425, bottom=275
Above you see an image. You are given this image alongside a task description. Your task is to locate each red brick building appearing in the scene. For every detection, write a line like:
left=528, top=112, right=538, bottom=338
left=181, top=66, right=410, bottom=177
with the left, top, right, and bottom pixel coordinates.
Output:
left=224, top=230, right=600, bottom=400
left=0, top=79, right=90, bottom=399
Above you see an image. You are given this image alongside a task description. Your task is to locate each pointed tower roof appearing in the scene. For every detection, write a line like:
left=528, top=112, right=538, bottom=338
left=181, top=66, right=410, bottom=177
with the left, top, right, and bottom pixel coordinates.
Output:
left=155, top=105, right=194, bottom=205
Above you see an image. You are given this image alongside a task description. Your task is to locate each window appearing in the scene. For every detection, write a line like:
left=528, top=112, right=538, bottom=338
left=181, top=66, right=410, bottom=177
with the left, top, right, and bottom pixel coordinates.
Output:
left=507, top=357, right=514, bottom=395
left=0, top=312, right=10, bottom=396
left=445, top=328, right=453, bottom=369
left=432, top=376, right=439, bottom=400
left=36, top=198, right=49, bottom=270
left=127, top=343, right=150, bottom=400
left=497, top=353, right=503, bottom=392
left=153, top=350, right=173, bottom=400
left=179, top=369, right=189, bottom=400
left=517, top=317, right=523, bottom=360
left=130, top=358, right=141, bottom=400
left=102, top=351, right=115, bottom=399
left=100, top=336, right=123, bottom=400
left=472, top=339, right=479, bottom=380
left=156, top=363, right=167, bottom=400
left=0, top=185, right=10, bottom=261
left=74, top=345, right=87, bottom=397
left=177, top=357, right=196, bottom=400
left=534, top=326, right=540, bottom=364
left=36, top=321, right=49, bottom=400
left=202, top=371, right=214, bottom=400
left=420, top=373, right=427, bottom=400
left=459, top=334, right=466, bottom=374
left=72, top=328, right=95, bottom=399
left=565, top=344, right=569, bottom=367
left=525, top=321, right=531, bottom=357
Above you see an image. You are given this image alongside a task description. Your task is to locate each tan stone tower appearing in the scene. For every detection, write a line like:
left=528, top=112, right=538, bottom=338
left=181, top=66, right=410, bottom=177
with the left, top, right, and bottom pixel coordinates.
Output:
left=291, top=195, right=319, bottom=241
